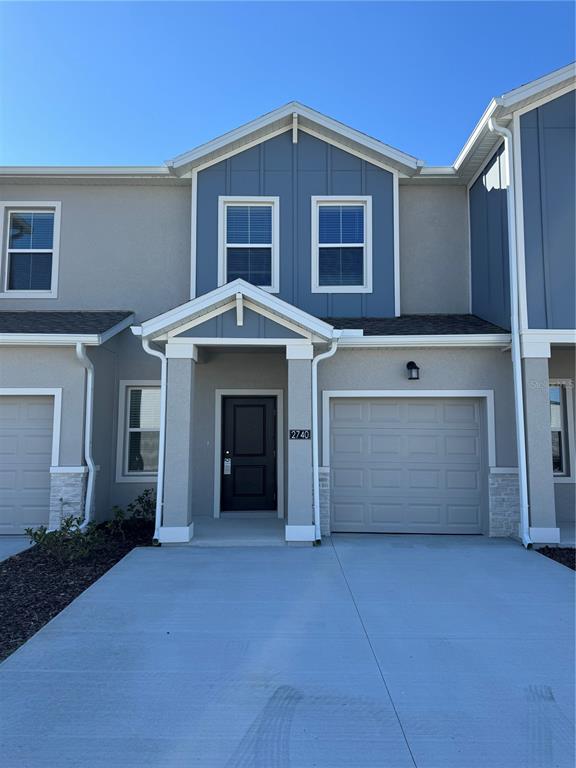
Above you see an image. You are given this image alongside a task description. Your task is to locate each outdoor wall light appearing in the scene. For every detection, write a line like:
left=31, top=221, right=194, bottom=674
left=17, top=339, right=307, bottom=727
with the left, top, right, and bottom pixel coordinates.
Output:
left=406, top=361, right=420, bottom=381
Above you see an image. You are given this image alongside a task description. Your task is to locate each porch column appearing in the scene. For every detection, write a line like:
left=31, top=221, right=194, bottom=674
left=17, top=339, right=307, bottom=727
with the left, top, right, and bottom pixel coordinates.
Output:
left=162, top=355, right=196, bottom=542
left=286, top=344, right=314, bottom=542
left=523, top=355, right=559, bottom=543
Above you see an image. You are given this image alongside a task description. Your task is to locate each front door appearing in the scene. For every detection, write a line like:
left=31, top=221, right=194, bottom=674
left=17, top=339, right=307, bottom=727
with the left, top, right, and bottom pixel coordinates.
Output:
left=221, top=396, right=277, bottom=512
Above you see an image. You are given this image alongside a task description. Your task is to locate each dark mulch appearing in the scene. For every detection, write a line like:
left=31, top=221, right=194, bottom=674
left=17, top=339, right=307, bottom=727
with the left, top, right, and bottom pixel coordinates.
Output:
left=0, top=520, right=154, bottom=662
left=537, top=547, right=576, bottom=571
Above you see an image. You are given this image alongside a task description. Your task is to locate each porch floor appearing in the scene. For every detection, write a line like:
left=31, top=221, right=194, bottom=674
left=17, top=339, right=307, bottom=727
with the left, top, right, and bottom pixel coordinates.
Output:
left=188, top=516, right=285, bottom=547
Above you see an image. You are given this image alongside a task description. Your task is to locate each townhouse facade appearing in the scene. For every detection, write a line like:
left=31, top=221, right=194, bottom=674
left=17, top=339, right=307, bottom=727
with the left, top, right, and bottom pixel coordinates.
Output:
left=0, top=64, right=574, bottom=546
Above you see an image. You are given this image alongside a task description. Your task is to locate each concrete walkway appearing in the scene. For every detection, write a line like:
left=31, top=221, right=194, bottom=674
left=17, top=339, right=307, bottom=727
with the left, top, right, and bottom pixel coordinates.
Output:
left=0, top=535, right=31, bottom=563
left=1, top=535, right=574, bottom=767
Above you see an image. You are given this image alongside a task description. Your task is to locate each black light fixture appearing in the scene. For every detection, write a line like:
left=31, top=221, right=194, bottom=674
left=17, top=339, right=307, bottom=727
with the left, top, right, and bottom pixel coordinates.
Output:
left=406, top=361, right=420, bottom=381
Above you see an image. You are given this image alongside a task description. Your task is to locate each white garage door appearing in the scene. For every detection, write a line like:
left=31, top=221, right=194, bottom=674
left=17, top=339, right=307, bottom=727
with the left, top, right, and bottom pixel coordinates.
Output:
left=330, top=397, right=486, bottom=534
left=0, top=396, right=53, bottom=533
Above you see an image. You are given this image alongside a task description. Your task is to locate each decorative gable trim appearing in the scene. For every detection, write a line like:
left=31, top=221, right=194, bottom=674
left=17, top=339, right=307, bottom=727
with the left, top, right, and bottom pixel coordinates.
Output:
left=136, top=279, right=335, bottom=341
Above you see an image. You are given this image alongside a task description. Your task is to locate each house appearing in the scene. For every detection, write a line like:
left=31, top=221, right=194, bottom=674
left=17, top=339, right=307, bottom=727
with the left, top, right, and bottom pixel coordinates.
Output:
left=0, top=64, right=574, bottom=546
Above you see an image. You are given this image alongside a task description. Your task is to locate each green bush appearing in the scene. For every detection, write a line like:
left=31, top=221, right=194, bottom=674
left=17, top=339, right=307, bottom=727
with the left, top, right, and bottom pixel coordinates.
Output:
left=126, top=488, right=155, bottom=520
left=26, top=515, right=102, bottom=565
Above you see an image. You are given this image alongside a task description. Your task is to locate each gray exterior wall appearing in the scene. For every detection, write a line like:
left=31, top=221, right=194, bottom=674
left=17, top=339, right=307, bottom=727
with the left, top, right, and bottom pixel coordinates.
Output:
left=520, top=91, right=576, bottom=330
left=178, top=308, right=301, bottom=339
left=0, top=181, right=191, bottom=321
left=0, top=346, right=85, bottom=465
left=196, top=131, right=395, bottom=317
left=549, top=346, right=576, bottom=523
left=399, top=185, right=470, bottom=314
left=469, top=145, right=511, bottom=330
left=317, top=347, right=518, bottom=469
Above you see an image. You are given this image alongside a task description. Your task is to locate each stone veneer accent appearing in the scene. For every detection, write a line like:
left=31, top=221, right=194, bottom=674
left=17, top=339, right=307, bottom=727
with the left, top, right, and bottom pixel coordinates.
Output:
left=49, top=471, right=88, bottom=529
left=319, top=466, right=331, bottom=536
left=488, top=471, right=520, bottom=537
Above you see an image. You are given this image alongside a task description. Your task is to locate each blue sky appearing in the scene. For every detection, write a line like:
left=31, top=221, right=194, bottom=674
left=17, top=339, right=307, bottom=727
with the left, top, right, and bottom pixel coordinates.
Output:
left=0, top=1, right=574, bottom=166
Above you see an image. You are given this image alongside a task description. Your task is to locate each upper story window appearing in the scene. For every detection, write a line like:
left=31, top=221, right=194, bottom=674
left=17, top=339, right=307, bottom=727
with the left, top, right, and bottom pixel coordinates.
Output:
left=218, top=197, right=279, bottom=293
left=550, top=382, right=574, bottom=478
left=1, top=202, right=61, bottom=298
left=311, top=196, right=372, bottom=293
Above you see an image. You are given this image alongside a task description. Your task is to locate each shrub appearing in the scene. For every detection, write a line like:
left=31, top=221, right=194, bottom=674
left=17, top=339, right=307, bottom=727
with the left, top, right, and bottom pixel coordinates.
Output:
left=26, top=515, right=102, bottom=565
left=126, top=488, right=156, bottom=521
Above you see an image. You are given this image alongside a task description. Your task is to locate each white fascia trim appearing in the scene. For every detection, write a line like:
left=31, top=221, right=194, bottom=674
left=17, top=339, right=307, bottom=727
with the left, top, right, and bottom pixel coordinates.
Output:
left=322, top=389, right=496, bottom=468
left=0, top=387, right=62, bottom=465
left=285, top=524, right=315, bottom=542
left=167, top=102, right=420, bottom=174
left=336, top=334, right=511, bottom=348
left=140, top=279, right=334, bottom=340
left=522, top=329, right=576, bottom=344
left=0, top=167, right=172, bottom=178
left=499, top=64, right=575, bottom=112
left=0, top=315, right=134, bottom=347
left=311, top=196, right=373, bottom=294
left=217, top=196, right=280, bottom=294
left=158, top=523, right=195, bottom=543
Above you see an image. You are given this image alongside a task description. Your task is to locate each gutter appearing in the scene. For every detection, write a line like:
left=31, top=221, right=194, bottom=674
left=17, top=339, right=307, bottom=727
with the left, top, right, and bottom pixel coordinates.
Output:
left=75, top=343, right=96, bottom=531
left=139, top=335, right=167, bottom=543
left=488, top=118, right=531, bottom=549
left=311, top=332, right=341, bottom=541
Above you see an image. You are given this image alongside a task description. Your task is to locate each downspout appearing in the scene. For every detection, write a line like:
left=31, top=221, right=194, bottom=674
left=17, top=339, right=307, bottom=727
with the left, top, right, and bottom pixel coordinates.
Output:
left=311, top=331, right=341, bottom=542
left=488, top=118, right=531, bottom=548
left=75, top=343, right=95, bottom=531
left=141, top=337, right=167, bottom=543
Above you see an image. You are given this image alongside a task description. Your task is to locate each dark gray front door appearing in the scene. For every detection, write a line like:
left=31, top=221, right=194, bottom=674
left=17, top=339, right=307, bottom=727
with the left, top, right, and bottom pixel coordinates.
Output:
left=221, top=396, right=277, bottom=512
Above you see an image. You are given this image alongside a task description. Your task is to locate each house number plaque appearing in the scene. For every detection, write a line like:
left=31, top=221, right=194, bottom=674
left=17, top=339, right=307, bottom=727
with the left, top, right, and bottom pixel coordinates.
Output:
left=289, top=429, right=311, bottom=440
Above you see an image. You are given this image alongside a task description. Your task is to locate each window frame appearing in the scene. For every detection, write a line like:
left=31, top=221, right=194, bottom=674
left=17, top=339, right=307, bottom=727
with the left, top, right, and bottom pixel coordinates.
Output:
left=217, top=196, right=280, bottom=293
left=311, top=195, right=372, bottom=294
left=116, top=380, right=161, bottom=483
left=550, top=379, right=575, bottom=483
left=0, top=202, right=61, bottom=298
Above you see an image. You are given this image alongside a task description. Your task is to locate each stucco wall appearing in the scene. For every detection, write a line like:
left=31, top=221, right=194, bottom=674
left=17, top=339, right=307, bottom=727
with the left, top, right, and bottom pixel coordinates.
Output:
left=399, top=184, right=470, bottom=314
left=0, top=181, right=191, bottom=321
left=317, top=347, right=517, bottom=468
left=0, top=345, right=85, bottom=465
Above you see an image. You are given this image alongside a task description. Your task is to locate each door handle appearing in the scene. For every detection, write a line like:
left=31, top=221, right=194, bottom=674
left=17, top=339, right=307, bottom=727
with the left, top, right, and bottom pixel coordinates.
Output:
left=223, top=457, right=232, bottom=476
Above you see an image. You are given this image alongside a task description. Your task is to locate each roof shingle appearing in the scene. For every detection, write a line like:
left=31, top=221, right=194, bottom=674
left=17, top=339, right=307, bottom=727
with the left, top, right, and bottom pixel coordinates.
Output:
left=0, top=311, right=133, bottom=335
left=323, top=315, right=508, bottom=336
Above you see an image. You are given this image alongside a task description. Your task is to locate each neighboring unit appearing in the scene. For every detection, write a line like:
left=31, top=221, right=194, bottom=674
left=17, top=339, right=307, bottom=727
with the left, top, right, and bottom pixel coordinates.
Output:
left=1, top=64, right=574, bottom=546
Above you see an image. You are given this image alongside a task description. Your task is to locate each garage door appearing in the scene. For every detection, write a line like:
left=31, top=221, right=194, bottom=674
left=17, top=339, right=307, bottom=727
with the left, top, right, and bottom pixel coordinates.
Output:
left=330, top=397, right=486, bottom=533
left=0, top=396, right=53, bottom=533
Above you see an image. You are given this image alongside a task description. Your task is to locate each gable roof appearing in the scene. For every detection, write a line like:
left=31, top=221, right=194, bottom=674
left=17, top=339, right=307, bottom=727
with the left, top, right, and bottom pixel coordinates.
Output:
left=136, top=279, right=334, bottom=341
left=166, top=101, right=422, bottom=177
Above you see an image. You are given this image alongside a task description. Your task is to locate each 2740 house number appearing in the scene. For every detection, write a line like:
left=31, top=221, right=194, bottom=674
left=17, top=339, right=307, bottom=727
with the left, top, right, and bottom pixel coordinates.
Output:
left=289, top=429, right=311, bottom=440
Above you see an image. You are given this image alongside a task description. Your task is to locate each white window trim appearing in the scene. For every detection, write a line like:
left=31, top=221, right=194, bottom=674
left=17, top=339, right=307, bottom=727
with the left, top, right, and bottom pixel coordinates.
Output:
left=217, top=196, right=280, bottom=293
left=0, top=202, right=61, bottom=299
left=116, top=380, right=161, bottom=483
left=311, top=196, right=372, bottom=294
left=550, top=378, right=575, bottom=483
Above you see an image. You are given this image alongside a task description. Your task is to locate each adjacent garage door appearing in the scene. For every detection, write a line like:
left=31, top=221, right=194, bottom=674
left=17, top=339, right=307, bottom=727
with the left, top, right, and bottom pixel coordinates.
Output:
left=0, top=396, right=53, bottom=534
left=330, top=397, right=486, bottom=533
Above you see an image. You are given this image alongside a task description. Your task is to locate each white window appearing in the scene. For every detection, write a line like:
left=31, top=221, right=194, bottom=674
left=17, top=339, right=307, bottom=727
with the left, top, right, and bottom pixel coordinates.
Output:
left=1, top=202, right=61, bottom=297
left=311, top=196, right=372, bottom=293
left=218, top=197, right=279, bottom=292
left=550, top=381, right=574, bottom=479
left=116, top=381, right=161, bottom=482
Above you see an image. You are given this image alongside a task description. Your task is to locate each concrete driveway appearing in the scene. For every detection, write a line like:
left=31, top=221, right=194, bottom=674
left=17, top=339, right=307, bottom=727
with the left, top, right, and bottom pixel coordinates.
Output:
left=1, top=535, right=574, bottom=767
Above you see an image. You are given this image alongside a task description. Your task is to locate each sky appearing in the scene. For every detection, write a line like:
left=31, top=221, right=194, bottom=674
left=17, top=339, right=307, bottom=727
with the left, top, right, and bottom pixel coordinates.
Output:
left=0, top=1, right=574, bottom=167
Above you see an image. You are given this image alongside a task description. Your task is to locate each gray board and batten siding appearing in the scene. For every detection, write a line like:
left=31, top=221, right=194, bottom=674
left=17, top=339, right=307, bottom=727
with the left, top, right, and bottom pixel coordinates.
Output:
left=195, top=130, right=395, bottom=318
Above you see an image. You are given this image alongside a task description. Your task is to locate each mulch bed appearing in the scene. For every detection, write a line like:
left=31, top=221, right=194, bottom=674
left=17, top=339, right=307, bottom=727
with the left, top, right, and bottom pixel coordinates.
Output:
left=537, top=547, right=576, bottom=571
left=0, top=520, right=154, bottom=663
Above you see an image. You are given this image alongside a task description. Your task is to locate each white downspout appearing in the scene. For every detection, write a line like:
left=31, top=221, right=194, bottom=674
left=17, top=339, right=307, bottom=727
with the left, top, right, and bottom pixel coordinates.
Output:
left=141, top=337, right=167, bottom=543
left=311, top=332, right=341, bottom=542
left=75, top=343, right=95, bottom=531
left=488, top=118, right=531, bottom=548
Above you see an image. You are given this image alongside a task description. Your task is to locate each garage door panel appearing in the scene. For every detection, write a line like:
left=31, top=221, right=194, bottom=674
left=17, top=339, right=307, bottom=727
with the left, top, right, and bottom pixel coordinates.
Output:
left=0, top=396, right=52, bottom=533
left=330, top=397, right=486, bottom=534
